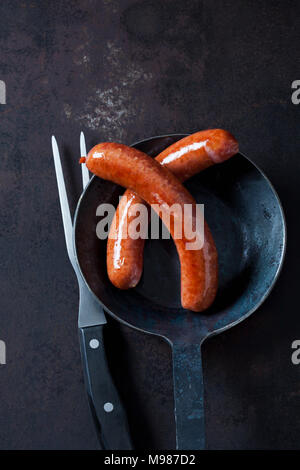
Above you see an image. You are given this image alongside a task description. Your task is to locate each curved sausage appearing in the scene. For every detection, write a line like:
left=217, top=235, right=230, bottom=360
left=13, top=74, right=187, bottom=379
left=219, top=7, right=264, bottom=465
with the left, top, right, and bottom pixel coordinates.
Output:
left=107, top=129, right=238, bottom=289
left=84, top=142, right=219, bottom=312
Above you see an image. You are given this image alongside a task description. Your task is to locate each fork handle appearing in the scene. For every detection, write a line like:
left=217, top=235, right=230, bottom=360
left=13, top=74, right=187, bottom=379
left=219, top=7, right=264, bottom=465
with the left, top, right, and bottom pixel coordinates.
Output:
left=79, top=325, right=133, bottom=449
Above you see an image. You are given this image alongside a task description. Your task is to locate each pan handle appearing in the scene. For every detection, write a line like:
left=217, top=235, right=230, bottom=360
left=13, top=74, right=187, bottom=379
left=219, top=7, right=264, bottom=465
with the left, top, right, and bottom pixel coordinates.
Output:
left=172, top=342, right=205, bottom=450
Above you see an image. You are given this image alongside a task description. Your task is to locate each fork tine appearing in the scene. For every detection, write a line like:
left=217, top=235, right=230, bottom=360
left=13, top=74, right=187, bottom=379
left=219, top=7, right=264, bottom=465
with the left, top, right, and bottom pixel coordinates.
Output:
left=51, top=135, right=75, bottom=264
left=80, top=131, right=90, bottom=190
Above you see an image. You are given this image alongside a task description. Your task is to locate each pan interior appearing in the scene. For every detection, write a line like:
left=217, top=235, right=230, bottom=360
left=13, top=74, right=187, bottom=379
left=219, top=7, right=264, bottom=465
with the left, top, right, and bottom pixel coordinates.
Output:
left=74, top=136, right=285, bottom=343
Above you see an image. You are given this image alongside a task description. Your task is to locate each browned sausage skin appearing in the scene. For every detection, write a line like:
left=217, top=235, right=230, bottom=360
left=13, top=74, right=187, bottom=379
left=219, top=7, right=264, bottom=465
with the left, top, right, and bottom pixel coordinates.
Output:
left=85, top=143, right=219, bottom=312
left=107, top=129, right=238, bottom=290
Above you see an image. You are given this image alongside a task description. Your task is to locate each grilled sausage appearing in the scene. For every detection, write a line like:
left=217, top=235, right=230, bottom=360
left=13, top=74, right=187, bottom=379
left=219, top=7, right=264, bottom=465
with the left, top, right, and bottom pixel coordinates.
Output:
left=83, top=142, right=219, bottom=312
left=107, top=130, right=238, bottom=290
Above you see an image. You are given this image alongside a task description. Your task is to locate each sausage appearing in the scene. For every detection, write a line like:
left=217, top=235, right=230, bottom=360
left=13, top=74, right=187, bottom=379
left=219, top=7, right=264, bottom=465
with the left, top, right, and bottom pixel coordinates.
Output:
left=83, top=143, right=219, bottom=311
left=107, top=129, right=238, bottom=290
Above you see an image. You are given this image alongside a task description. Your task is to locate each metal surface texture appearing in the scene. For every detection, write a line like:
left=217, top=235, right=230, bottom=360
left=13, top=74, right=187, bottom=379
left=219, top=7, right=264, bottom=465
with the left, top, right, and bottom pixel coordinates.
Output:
left=0, top=0, right=299, bottom=450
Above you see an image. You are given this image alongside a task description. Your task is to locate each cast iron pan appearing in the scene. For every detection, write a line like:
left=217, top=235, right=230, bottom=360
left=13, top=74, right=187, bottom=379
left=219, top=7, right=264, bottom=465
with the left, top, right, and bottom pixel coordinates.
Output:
left=74, top=134, right=286, bottom=449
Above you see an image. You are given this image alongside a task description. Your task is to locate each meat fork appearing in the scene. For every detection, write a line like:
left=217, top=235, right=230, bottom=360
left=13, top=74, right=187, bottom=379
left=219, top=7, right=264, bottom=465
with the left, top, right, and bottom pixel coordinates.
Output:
left=52, top=133, right=133, bottom=450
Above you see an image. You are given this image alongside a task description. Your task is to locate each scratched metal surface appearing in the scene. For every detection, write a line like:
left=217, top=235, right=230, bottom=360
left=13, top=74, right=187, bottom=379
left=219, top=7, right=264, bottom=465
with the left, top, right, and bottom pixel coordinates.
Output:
left=0, top=0, right=299, bottom=449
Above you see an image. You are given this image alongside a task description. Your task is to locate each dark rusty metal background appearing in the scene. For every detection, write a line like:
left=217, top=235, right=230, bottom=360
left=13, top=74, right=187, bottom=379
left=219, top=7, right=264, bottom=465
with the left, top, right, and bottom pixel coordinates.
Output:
left=0, top=0, right=299, bottom=449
